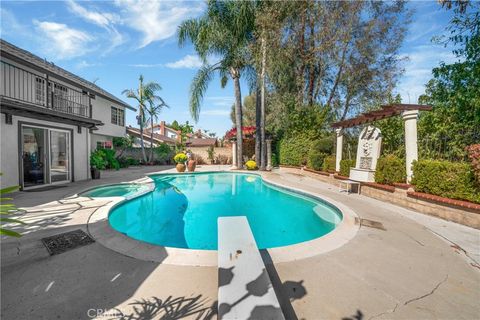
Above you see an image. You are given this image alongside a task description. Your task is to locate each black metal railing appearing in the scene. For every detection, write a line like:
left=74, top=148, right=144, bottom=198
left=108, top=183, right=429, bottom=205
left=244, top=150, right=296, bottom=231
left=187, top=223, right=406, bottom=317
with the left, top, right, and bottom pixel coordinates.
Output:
left=1, top=60, right=90, bottom=118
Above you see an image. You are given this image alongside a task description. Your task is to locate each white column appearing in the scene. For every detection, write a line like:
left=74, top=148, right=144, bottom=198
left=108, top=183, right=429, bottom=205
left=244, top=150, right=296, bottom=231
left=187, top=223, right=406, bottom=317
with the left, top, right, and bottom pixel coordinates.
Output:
left=266, top=139, right=272, bottom=171
left=335, top=128, right=343, bottom=172
left=231, top=141, right=238, bottom=169
left=402, top=110, right=419, bottom=183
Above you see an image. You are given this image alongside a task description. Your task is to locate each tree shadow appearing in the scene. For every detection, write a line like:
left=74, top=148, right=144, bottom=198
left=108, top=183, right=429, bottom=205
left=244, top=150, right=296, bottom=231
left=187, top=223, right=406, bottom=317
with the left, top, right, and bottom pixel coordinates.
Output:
left=112, top=295, right=217, bottom=320
left=260, top=250, right=308, bottom=320
left=342, top=310, right=364, bottom=320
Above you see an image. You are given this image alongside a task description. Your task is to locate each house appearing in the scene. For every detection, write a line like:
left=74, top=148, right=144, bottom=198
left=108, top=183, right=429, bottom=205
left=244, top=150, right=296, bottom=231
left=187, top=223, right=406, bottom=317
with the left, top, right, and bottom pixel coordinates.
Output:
left=126, top=126, right=177, bottom=147
left=147, top=121, right=180, bottom=140
left=0, top=39, right=134, bottom=189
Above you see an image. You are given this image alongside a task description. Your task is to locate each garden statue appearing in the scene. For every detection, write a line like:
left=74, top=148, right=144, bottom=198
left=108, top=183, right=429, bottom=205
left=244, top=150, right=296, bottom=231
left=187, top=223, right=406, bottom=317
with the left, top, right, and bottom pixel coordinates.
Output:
left=349, top=125, right=382, bottom=182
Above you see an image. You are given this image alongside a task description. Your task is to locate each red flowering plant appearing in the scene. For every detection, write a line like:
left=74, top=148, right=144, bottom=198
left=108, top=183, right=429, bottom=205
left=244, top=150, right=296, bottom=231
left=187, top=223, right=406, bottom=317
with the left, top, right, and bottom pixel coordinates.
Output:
left=224, top=126, right=256, bottom=141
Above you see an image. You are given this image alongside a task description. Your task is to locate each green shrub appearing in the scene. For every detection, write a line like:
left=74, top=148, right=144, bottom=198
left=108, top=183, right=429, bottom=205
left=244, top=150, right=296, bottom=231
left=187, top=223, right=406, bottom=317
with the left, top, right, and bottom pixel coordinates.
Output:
left=155, top=143, right=173, bottom=164
left=127, top=157, right=139, bottom=166
left=322, top=155, right=336, bottom=172
left=412, top=160, right=480, bottom=203
left=278, top=134, right=313, bottom=166
left=102, top=149, right=120, bottom=170
left=316, top=137, right=334, bottom=154
left=307, top=140, right=328, bottom=171
left=375, top=155, right=405, bottom=185
left=90, top=150, right=106, bottom=170
left=340, top=159, right=355, bottom=177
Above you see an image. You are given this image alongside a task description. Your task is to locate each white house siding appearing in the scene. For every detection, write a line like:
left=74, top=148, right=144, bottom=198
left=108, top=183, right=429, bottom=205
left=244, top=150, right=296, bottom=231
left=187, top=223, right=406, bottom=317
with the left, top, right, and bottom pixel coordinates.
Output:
left=0, top=114, right=89, bottom=189
left=90, top=95, right=126, bottom=150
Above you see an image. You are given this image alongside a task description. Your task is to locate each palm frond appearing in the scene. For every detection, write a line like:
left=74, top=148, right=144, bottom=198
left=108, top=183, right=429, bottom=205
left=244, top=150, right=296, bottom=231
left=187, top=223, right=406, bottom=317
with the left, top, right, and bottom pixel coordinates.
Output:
left=190, top=64, right=217, bottom=122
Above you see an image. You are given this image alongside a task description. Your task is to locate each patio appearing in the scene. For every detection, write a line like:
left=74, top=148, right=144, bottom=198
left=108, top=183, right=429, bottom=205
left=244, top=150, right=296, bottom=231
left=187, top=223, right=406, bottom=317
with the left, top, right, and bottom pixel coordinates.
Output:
left=1, top=166, right=479, bottom=319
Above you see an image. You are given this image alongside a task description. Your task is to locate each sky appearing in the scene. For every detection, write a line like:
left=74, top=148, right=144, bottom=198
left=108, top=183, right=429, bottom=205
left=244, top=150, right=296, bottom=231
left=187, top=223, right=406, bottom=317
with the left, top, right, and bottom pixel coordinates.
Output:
left=0, top=0, right=458, bottom=136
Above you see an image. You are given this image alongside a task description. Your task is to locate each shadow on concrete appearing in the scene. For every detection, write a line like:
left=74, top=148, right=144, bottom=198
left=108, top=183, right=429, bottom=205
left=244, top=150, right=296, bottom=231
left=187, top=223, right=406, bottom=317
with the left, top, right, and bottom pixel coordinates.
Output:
left=1, top=221, right=168, bottom=320
left=342, top=309, right=364, bottom=320
left=260, top=250, right=307, bottom=320
left=113, top=295, right=217, bottom=320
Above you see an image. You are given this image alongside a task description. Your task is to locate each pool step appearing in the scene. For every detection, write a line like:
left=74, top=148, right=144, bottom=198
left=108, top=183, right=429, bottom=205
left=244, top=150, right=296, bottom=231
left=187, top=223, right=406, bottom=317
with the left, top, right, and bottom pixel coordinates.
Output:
left=218, top=216, right=285, bottom=320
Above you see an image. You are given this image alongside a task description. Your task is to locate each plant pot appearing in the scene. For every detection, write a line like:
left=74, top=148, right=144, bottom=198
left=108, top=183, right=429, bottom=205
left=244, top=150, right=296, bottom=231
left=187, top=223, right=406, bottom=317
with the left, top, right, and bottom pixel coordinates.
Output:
left=176, top=163, right=186, bottom=172
left=187, top=159, right=197, bottom=172
left=91, top=168, right=100, bottom=179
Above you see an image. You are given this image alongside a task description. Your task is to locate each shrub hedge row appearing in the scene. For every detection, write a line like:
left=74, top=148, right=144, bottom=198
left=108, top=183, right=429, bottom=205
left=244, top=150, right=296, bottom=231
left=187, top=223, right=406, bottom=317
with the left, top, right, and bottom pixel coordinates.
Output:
left=412, top=160, right=480, bottom=203
left=375, top=155, right=405, bottom=185
left=340, top=159, right=355, bottom=177
left=322, top=155, right=336, bottom=172
left=278, top=134, right=312, bottom=166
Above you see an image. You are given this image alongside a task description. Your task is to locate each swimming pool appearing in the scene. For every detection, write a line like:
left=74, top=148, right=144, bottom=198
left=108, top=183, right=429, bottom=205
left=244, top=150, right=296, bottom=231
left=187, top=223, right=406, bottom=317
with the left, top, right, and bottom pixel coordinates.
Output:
left=108, top=172, right=342, bottom=250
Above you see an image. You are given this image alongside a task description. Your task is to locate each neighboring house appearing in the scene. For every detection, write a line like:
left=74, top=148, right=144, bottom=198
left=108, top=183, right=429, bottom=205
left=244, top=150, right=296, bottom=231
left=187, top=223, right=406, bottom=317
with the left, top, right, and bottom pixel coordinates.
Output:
left=0, top=39, right=133, bottom=189
left=126, top=126, right=177, bottom=147
left=148, top=121, right=180, bottom=140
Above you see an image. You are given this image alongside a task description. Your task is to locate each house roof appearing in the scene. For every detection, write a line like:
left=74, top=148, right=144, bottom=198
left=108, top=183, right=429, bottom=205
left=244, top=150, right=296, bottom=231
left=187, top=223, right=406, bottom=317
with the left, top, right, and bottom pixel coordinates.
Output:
left=331, top=104, right=432, bottom=129
left=126, top=126, right=177, bottom=145
left=0, top=39, right=135, bottom=111
left=186, top=138, right=217, bottom=147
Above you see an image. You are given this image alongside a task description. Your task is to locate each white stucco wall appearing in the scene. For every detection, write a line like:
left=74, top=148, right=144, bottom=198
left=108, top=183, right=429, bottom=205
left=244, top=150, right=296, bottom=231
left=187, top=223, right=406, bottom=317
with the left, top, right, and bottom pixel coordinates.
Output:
left=91, top=95, right=126, bottom=138
left=0, top=114, right=89, bottom=189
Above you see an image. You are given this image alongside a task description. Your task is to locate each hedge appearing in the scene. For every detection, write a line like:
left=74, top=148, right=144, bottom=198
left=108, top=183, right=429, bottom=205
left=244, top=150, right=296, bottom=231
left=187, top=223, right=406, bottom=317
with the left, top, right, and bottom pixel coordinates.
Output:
left=278, top=134, right=312, bottom=166
left=375, top=155, right=405, bottom=185
left=340, top=159, right=355, bottom=177
left=411, top=160, right=480, bottom=203
left=322, top=155, right=336, bottom=172
left=307, top=140, right=329, bottom=171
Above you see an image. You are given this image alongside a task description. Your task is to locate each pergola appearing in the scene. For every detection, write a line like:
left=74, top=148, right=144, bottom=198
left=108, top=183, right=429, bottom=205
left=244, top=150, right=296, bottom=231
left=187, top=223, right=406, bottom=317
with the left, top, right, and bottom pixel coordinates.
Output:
left=331, top=104, right=432, bottom=182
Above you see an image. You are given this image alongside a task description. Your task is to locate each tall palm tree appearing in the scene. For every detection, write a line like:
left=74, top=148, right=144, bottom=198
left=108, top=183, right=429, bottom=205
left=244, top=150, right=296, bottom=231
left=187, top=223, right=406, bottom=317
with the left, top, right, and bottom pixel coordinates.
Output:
left=123, top=75, right=162, bottom=163
left=178, top=0, right=256, bottom=168
left=145, top=96, right=169, bottom=163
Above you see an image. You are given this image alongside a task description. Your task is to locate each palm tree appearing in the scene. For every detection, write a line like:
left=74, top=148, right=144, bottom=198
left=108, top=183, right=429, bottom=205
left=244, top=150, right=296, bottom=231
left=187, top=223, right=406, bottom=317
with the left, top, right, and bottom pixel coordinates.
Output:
left=122, top=75, right=162, bottom=163
left=178, top=0, right=256, bottom=168
left=145, top=96, right=169, bottom=163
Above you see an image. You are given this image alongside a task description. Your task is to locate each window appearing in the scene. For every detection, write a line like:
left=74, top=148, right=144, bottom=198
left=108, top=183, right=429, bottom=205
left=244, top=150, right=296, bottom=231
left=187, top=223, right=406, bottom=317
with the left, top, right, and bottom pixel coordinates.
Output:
left=111, top=106, right=125, bottom=126
left=96, top=141, right=112, bottom=149
left=35, top=77, right=45, bottom=104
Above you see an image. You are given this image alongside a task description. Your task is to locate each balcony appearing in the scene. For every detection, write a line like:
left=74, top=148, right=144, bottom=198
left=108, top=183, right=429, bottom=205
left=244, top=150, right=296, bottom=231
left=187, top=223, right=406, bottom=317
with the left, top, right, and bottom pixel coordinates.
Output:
left=0, top=61, right=90, bottom=118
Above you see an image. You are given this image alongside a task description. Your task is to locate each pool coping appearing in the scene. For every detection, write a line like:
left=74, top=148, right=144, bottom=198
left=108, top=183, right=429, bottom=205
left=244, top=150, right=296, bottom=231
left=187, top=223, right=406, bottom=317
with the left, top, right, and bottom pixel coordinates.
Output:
left=85, top=169, right=359, bottom=266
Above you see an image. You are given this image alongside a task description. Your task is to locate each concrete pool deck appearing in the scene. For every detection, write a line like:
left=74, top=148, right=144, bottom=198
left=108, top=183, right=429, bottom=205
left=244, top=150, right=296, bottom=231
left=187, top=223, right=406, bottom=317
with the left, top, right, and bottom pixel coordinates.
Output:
left=1, top=166, right=479, bottom=319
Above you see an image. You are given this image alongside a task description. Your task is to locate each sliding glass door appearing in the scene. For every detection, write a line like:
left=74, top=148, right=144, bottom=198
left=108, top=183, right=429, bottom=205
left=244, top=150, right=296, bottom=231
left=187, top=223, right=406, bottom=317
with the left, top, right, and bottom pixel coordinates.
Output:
left=22, top=127, right=47, bottom=188
left=50, top=130, right=70, bottom=183
left=21, top=125, right=71, bottom=189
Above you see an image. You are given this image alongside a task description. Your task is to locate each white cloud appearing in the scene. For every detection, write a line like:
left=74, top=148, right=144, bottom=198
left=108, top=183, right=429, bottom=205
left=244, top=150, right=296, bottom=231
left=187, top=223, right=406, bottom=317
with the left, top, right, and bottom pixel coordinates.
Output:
left=34, top=20, right=93, bottom=59
left=202, top=109, right=230, bottom=116
left=114, top=0, right=204, bottom=48
left=66, top=0, right=124, bottom=53
left=76, top=60, right=101, bottom=68
left=165, top=55, right=202, bottom=69
left=206, top=96, right=234, bottom=107
left=128, top=63, right=164, bottom=68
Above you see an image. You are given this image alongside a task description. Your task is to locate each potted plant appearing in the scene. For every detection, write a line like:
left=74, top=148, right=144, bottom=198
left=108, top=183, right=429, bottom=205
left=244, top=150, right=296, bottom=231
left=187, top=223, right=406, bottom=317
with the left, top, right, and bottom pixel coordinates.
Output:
left=246, top=160, right=258, bottom=170
left=173, top=153, right=188, bottom=172
left=90, top=150, right=106, bottom=179
left=187, top=152, right=197, bottom=172
left=207, top=145, right=215, bottom=164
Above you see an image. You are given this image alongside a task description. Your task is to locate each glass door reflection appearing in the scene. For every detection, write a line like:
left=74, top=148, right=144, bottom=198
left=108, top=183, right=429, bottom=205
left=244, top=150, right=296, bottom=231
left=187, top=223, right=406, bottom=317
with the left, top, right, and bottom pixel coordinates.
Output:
left=50, top=130, right=70, bottom=183
left=22, top=127, right=46, bottom=188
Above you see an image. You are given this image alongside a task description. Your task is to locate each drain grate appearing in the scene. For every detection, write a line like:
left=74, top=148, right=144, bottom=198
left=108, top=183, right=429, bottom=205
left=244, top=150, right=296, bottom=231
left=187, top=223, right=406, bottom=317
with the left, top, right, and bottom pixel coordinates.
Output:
left=41, top=229, right=95, bottom=255
left=355, top=218, right=386, bottom=231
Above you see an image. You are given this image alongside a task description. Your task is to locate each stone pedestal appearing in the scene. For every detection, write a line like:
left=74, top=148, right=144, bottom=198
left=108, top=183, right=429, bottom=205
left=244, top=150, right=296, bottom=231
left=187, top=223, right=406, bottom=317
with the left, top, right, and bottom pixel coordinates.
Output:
left=349, top=125, right=382, bottom=182
left=402, top=110, right=419, bottom=183
left=266, top=139, right=272, bottom=171
left=349, top=168, right=376, bottom=182
left=335, top=128, right=343, bottom=172
left=231, top=141, right=238, bottom=169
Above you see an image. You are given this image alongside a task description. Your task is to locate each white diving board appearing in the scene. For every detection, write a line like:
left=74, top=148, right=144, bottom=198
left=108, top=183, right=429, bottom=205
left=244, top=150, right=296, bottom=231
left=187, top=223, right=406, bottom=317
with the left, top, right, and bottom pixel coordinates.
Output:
left=218, top=216, right=285, bottom=320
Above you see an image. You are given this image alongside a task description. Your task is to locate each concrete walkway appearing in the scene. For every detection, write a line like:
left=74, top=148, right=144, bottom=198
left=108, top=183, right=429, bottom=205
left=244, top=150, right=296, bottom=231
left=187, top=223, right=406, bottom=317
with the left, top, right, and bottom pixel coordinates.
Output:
left=1, top=166, right=479, bottom=319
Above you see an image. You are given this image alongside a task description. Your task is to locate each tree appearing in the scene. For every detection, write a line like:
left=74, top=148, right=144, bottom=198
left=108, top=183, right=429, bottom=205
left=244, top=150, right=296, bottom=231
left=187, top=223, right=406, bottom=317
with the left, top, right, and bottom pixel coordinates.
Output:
left=145, top=98, right=169, bottom=163
left=123, top=75, right=162, bottom=163
left=229, top=94, right=257, bottom=126
left=178, top=0, right=256, bottom=168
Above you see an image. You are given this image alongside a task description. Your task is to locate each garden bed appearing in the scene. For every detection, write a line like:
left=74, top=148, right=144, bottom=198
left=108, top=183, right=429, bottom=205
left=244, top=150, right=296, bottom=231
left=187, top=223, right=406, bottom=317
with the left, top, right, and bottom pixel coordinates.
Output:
left=407, top=191, right=480, bottom=212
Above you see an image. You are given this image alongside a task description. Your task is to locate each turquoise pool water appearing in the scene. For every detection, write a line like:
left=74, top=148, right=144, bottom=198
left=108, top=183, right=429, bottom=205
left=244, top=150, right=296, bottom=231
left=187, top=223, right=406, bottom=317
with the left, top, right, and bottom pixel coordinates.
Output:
left=81, top=184, right=150, bottom=198
left=109, top=172, right=342, bottom=250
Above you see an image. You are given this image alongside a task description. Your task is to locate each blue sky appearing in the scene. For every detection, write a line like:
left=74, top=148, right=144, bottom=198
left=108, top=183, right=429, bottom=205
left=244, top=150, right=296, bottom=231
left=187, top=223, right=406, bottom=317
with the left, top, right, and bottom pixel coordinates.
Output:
left=0, top=1, right=457, bottom=136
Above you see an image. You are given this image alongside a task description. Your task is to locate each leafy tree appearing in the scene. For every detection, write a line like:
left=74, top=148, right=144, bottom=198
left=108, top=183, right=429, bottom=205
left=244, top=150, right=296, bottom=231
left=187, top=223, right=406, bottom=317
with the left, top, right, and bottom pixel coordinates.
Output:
left=178, top=0, right=256, bottom=167
left=145, top=95, right=169, bottom=163
left=230, top=94, right=257, bottom=126
left=123, top=75, right=163, bottom=163
left=418, top=1, right=479, bottom=160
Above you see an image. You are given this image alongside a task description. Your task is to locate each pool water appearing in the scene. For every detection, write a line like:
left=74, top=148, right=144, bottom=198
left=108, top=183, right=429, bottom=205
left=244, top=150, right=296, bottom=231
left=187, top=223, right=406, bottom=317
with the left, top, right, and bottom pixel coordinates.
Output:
left=109, top=172, right=342, bottom=250
left=81, top=184, right=150, bottom=198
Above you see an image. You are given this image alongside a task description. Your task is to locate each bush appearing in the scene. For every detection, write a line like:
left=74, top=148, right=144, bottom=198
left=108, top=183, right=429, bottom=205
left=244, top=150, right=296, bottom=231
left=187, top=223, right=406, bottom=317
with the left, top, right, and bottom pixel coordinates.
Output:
left=466, top=144, right=480, bottom=186
left=340, top=159, right=355, bottom=177
left=173, top=153, right=188, bottom=164
left=322, top=155, right=336, bottom=172
left=412, top=160, right=480, bottom=203
left=155, top=143, right=173, bottom=164
left=246, top=160, right=257, bottom=170
left=102, top=149, right=120, bottom=170
left=307, top=140, right=328, bottom=171
left=278, top=134, right=312, bottom=166
left=127, top=157, right=140, bottom=166
left=90, top=150, right=106, bottom=170
left=375, top=155, right=405, bottom=185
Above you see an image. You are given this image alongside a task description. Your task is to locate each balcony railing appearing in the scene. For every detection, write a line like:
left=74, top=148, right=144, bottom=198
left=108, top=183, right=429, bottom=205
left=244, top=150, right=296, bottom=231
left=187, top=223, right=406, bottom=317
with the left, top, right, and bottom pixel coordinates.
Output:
left=1, top=60, right=90, bottom=118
